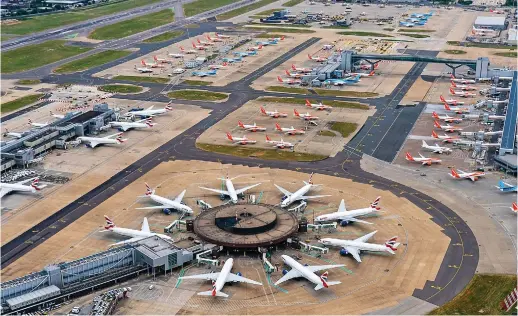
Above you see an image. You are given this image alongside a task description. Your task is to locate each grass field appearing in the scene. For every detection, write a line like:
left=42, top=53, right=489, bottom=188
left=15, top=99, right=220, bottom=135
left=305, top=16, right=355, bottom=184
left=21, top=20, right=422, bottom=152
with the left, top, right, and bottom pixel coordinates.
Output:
left=399, top=33, right=430, bottom=38
left=330, top=122, right=358, bottom=138
left=282, top=0, right=304, bottom=6
left=258, top=97, right=369, bottom=110
left=318, top=130, right=336, bottom=137
left=494, top=51, right=518, bottom=58
left=15, top=79, right=41, bottom=85
left=167, top=90, right=228, bottom=101
left=248, top=22, right=312, bottom=28
left=245, top=26, right=315, bottom=33
left=182, top=80, right=213, bottom=86
left=322, top=25, right=351, bottom=29
left=54, top=50, right=131, bottom=73
left=1, top=0, right=160, bottom=35
left=430, top=274, right=517, bottom=315
left=143, top=30, right=184, bottom=43
left=446, top=41, right=516, bottom=49
left=89, top=9, right=174, bottom=40
left=256, top=8, right=283, bottom=16
left=1, top=40, right=91, bottom=74
left=443, top=49, right=467, bottom=54
left=265, top=86, right=311, bottom=94
left=398, top=28, right=435, bottom=32
left=197, top=143, right=327, bottom=161
left=383, top=28, right=395, bottom=31
left=112, top=75, right=169, bottom=84
left=313, top=89, right=378, bottom=98
left=98, top=84, right=143, bottom=93
left=184, top=0, right=234, bottom=17
left=337, top=31, right=393, bottom=37
left=216, top=0, right=278, bottom=20
left=1, top=94, right=44, bottom=113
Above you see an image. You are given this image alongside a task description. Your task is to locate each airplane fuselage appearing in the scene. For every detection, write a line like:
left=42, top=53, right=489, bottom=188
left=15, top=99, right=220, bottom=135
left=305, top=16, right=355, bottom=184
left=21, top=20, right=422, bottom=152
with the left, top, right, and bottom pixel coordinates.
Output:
left=280, top=255, right=323, bottom=287
left=128, top=109, right=167, bottom=117
left=226, top=179, right=238, bottom=203
left=214, top=258, right=233, bottom=294
left=77, top=137, right=120, bottom=147
left=315, top=207, right=374, bottom=222
left=320, top=238, right=389, bottom=253
left=0, top=183, right=37, bottom=194
left=109, top=121, right=149, bottom=131
left=281, top=184, right=311, bottom=207
left=149, top=194, right=193, bottom=214
left=108, top=226, right=171, bottom=241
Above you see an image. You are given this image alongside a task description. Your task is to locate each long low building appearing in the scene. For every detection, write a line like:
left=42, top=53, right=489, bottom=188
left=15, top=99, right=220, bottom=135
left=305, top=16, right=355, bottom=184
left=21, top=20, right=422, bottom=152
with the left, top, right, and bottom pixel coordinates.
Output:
left=474, top=16, right=507, bottom=30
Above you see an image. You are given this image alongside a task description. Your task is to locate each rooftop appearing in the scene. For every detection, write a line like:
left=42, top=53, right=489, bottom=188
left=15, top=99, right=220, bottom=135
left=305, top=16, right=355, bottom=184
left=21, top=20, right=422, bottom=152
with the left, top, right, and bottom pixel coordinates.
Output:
left=474, top=16, right=506, bottom=26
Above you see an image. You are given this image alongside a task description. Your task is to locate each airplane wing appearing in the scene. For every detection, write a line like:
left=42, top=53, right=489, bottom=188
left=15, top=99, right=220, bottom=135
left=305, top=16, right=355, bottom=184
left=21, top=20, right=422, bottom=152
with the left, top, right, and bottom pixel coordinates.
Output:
left=0, top=187, right=13, bottom=199
left=343, top=246, right=362, bottom=263
left=337, top=199, right=347, bottom=212
left=336, top=217, right=373, bottom=225
left=104, top=132, right=122, bottom=139
left=300, top=195, right=332, bottom=200
left=354, top=231, right=377, bottom=243
left=174, top=189, right=186, bottom=203
left=274, top=269, right=303, bottom=285
left=180, top=272, right=220, bottom=281
left=136, top=205, right=169, bottom=210
left=305, top=264, right=345, bottom=273
left=225, top=272, right=262, bottom=285
left=141, top=218, right=150, bottom=233
left=110, top=236, right=145, bottom=246
left=146, top=105, right=155, bottom=111
left=89, top=141, right=99, bottom=148
left=235, top=183, right=261, bottom=195
left=274, top=184, right=292, bottom=197
left=199, top=186, right=229, bottom=195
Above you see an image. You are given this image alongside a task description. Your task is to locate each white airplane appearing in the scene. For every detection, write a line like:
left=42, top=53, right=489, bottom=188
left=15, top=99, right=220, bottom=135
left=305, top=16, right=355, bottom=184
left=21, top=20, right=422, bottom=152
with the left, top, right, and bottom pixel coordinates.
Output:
left=315, top=197, right=381, bottom=225
left=294, top=109, right=319, bottom=121
left=136, top=183, right=193, bottom=215
left=449, top=168, right=485, bottom=181
left=472, top=27, right=497, bottom=36
left=284, top=70, right=307, bottom=79
left=443, top=103, right=470, bottom=114
left=291, top=64, right=312, bottom=73
left=247, top=44, right=263, bottom=51
left=260, top=106, right=287, bottom=118
left=434, top=120, right=463, bottom=133
left=432, top=130, right=460, bottom=143
left=134, top=65, right=153, bottom=73
left=101, top=216, right=172, bottom=246
left=28, top=119, right=49, bottom=128
left=125, top=102, right=173, bottom=118
left=206, top=35, right=223, bottom=42
left=3, top=129, right=23, bottom=138
left=511, top=202, right=517, bottom=213
left=319, top=231, right=400, bottom=263
left=275, top=173, right=330, bottom=208
left=345, top=70, right=375, bottom=78
left=449, top=88, right=476, bottom=98
left=167, top=51, right=185, bottom=58
left=154, top=55, right=171, bottom=64
left=274, top=255, right=344, bottom=290
left=305, top=99, right=332, bottom=111
left=275, top=123, right=305, bottom=135
left=197, top=38, right=215, bottom=46
left=432, top=111, right=462, bottom=123
left=450, top=81, right=477, bottom=91
left=277, top=76, right=301, bottom=85
left=450, top=75, right=475, bottom=84
left=265, top=135, right=294, bottom=149
left=179, top=258, right=262, bottom=297
left=237, top=121, right=266, bottom=132
left=405, top=152, right=442, bottom=166
left=50, top=111, right=65, bottom=119
left=421, top=140, right=452, bottom=154
left=109, top=118, right=155, bottom=132
left=141, top=59, right=164, bottom=68
left=226, top=132, right=257, bottom=145
left=440, top=95, right=465, bottom=105
left=199, top=173, right=261, bottom=204
left=0, top=178, right=44, bottom=199
left=192, top=42, right=206, bottom=50
left=208, top=62, right=228, bottom=70
left=179, top=46, right=197, bottom=54
left=77, top=132, right=127, bottom=148
left=308, top=54, right=328, bottom=62
left=215, top=32, right=231, bottom=39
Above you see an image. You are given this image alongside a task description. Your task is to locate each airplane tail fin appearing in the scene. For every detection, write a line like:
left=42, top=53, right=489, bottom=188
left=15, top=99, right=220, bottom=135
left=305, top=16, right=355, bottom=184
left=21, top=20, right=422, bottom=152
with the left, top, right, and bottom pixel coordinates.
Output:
left=512, top=202, right=518, bottom=212
left=405, top=152, right=414, bottom=161
left=31, top=178, right=41, bottom=191
left=153, top=55, right=158, bottom=61
left=266, top=134, right=271, bottom=141
left=285, top=70, right=291, bottom=76
left=431, top=130, right=439, bottom=138
left=28, top=119, right=33, bottom=125
left=450, top=74, right=455, bottom=80
left=374, top=63, right=379, bottom=69
left=305, top=99, right=311, bottom=107
left=291, top=64, right=296, bottom=70
left=450, top=168, right=461, bottom=178
left=434, top=120, right=441, bottom=129
left=308, top=54, right=312, bottom=60
left=449, top=88, right=455, bottom=95
left=432, top=111, right=439, bottom=119
left=226, top=132, right=233, bottom=141
left=440, top=95, right=445, bottom=102
left=104, top=215, right=115, bottom=229
left=369, top=70, right=375, bottom=76
left=370, top=196, right=381, bottom=209
left=293, top=109, right=300, bottom=117
left=275, top=123, right=282, bottom=131
left=180, top=46, right=185, bottom=51
left=145, top=182, right=155, bottom=196
left=444, top=103, right=451, bottom=111
left=260, top=106, right=267, bottom=115
left=385, top=236, right=399, bottom=254
left=197, top=38, right=201, bottom=44
left=238, top=121, right=244, bottom=128
left=277, top=76, right=283, bottom=83
left=281, top=36, right=285, bottom=40
left=116, top=135, right=127, bottom=144
left=450, top=81, right=457, bottom=87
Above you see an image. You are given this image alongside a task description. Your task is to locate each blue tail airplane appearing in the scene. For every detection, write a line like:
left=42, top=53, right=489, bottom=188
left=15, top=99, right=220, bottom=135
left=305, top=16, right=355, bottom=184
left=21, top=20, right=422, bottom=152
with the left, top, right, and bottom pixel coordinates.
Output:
left=495, top=180, right=517, bottom=193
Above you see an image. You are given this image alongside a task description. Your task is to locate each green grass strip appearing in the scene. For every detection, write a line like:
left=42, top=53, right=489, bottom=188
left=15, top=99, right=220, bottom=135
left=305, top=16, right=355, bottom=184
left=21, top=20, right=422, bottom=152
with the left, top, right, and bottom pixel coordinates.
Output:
left=337, top=31, right=393, bottom=37
left=197, top=143, right=327, bottom=161
left=182, top=80, right=213, bottom=86
left=1, top=94, right=45, bottom=113
left=98, top=84, right=143, bottom=93
left=283, top=0, right=304, bottom=6
left=143, top=30, right=185, bottom=43
left=258, top=96, right=369, bottom=110
left=54, top=50, right=131, bottom=73
left=112, top=75, right=170, bottom=84
left=330, top=122, right=358, bottom=137
left=167, top=90, right=228, bottom=101
left=15, top=79, right=41, bottom=85
left=216, top=0, right=278, bottom=20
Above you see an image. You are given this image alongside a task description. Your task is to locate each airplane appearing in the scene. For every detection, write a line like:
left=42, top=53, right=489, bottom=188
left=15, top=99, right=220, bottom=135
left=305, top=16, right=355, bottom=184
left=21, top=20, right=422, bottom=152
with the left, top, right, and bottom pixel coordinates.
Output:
left=421, top=140, right=452, bottom=154
left=135, top=65, right=153, bottom=73
left=255, top=40, right=272, bottom=47
left=265, top=135, right=294, bottom=149
left=319, top=231, right=400, bottom=263
left=434, top=120, right=463, bottom=133
left=449, top=168, right=485, bottom=181
left=222, top=57, right=242, bottom=63
left=50, top=111, right=65, bottom=119
left=153, top=55, right=171, bottom=64
left=449, top=88, right=476, bottom=98
left=450, top=81, right=477, bottom=91
left=495, top=180, right=517, bottom=193
left=226, top=132, right=257, bottom=145
left=345, top=70, right=375, bottom=78
left=77, top=132, right=127, bottom=148
left=275, top=123, right=305, bottom=135
left=0, top=178, right=44, bottom=199
left=450, top=75, right=475, bottom=84
left=215, top=32, right=231, bottom=39
left=197, top=38, right=215, bottom=46
left=285, top=70, right=308, bottom=79
left=125, top=103, right=173, bottom=118
left=269, top=36, right=285, bottom=42
left=305, top=99, right=332, bottom=111
left=3, top=129, right=24, bottom=139
left=109, top=118, right=155, bottom=132
left=308, top=54, right=328, bottom=62
left=274, top=173, right=330, bottom=208
left=512, top=202, right=518, bottom=213
left=324, top=75, right=361, bottom=86
left=260, top=106, right=287, bottom=118
left=443, top=103, right=470, bottom=114
left=277, top=76, right=301, bottom=85
left=472, top=27, right=497, bottom=36
left=415, top=20, right=427, bottom=26
left=199, top=173, right=261, bottom=204
left=179, top=258, right=262, bottom=297
left=399, top=21, right=415, bottom=27
left=192, top=42, right=206, bottom=50
left=432, top=130, right=460, bottom=143
left=294, top=109, right=319, bottom=121
left=315, top=197, right=381, bottom=225
left=440, top=95, right=465, bottom=105
left=405, top=152, right=442, bottom=166
left=136, top=183, right=193, bottom=215
left=359, top=63, right=378, bottom=71
left=28, top=119, right=49, bottom=128
left=291, top=64, right=313, bottom=73
left=237, top=121, right=266, bottom=132
left=489, top=9, right=505, bottom=14
left=322, top=44, right=334, bottom=50
left=141, top=60, right=164, bottom=68
left=208, top=62, right=228, bottom=70
left=192, top=70, right=218, bottom=77
left=247, top=44, right=263, bottom=51
left=101, top=216, right=173, bottom=246
left=207, top=35, right=223, bottom=42
left=167, top=51, right=185, bottom=58
left=432, top=111, right=462, bottom=123
left=274, top=254, right=344, bottom=290
left=179, top=46, right=197, bottom=54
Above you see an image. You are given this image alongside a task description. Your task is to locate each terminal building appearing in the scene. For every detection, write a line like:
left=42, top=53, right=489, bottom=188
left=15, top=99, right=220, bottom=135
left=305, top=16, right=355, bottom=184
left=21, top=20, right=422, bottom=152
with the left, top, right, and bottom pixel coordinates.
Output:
left=474, top=16, right=507, bottom=30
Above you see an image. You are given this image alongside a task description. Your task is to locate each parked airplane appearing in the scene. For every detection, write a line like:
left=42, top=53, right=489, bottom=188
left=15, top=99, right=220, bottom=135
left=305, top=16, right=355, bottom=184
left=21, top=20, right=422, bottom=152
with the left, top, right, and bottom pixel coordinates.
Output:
left=265, top=135, right=294, bottom=149
left=449, top=88, right=476, bottom=98
left=28, top=119, right=49, bottom=128
left=179, top=46, right=197, bottom=54
left=294, top=109, right=319, bottom=122
left=324, top=75, right=361, bottom=86
left=450, top=81, right=477, bottom=91
left=222, top=57, right=242, bottom=63
left=277, top=76, right=301, bottom=85
left=440, top=95, right=465, bottom=105
left=275, top=123, right=305, bottom=135
left=269, top=36, right=285, bottom=42
left=320, top=231, right=399, bottom=263
left=450, top=75, right=475, bottom=84
left=291, top=64, right=313, bottom=73
left=192, top=69, right=217, bottom=77
left=399, top=21, right=415, bottom=27
left=135, top=65, right=153, bottom=73
left=125, top=103, right=173, bottom=118
left=274, top=255, right=344, bottom=290
left=421, top=140, right=452, bottom=154
left=199, top=173, right=261, bottom=204
left=77, top=132, right=127, bottom=148
left=208, top=62, right=228, bottom=70
left=260, top=106, right=287, bottom=118
left=234, top=51, right=256, bottom=57
left=315, top=197, right=381, bottom=225
left=305, top=99, right=332, bottom=111
left=141, top=60, right=164, bottom=68
left=405, top=152, right=442, bottom=165
left=197, top=38, right=214, bottom=46
left=109, top=118, right=155, bottom=132
left=495, top=180, right=517, bottom=193
left=0, top=178, right=43, bottom=199
left=237, top=121, right=266, bottom=132
left=207, top=35, right=223, bottom=42
left=136, top=183, right=193, bottom=215
left=512, top=202, right=518, bottom=213
left=432, top=130, right=460, bottom=143
left=443, top=103, right=470, bottom=114
left=308, top=54, right=328, bottom=62
left=472, top=27, right=497, bottom=36
left=432, top=111, right=462, bottom=123
left=275, top=173, right=330, bottom=208
left=215, top=32, right=231, bottom=39
left=345, top=70, right=375, bottom=78
left=192, top=42, right=206, bottom=50
left=247, top=44, right=263, bottom=51
left=226, top=132, right=257, bottom=145
left=449, top=168, right=485, bottom=181
left=101, top=216, right=172, bottom=246
left=359, top=63, right=378, bottom=70
left=167, top=51, right=185, bottom=58
left=179, top=258, right=262, bottom=297
left=50, top=111, right=65, bottom=119
left=434, top=120, right=463, bottom=133
left=285, top=70, right=307, bottom=79
left=489, top=9, right=505, bottom=14
left=3, top=129, right=23, bottom=139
